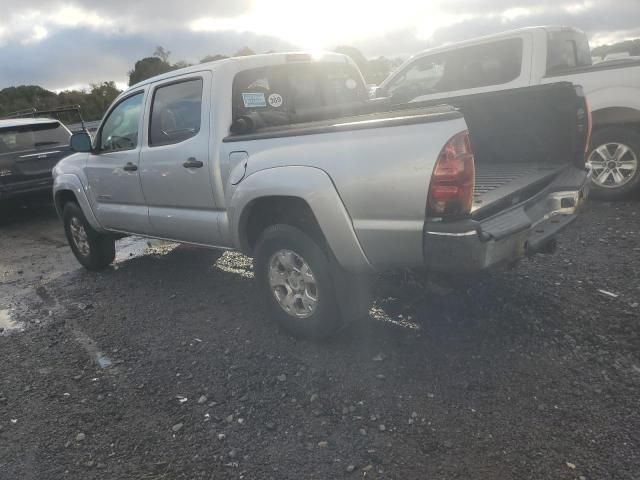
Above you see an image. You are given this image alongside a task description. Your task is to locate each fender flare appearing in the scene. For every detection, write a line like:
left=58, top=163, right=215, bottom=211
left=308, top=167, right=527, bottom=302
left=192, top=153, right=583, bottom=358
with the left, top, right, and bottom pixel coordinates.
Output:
left=228, top=166, right=373, bottom=272
left=53, top=173, right=104, bottom=232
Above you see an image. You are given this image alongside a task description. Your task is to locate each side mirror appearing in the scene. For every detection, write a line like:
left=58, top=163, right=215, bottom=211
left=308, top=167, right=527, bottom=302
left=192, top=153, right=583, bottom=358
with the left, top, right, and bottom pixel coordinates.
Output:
left=70, top=131, right=93, bottom=152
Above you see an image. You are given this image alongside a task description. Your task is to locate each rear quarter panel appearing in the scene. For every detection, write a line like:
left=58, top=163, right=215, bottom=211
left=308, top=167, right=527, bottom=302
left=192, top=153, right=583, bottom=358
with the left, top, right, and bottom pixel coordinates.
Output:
left=540, top=66, right=640, bottom=111
left=223, top=117, right=467, bottom=268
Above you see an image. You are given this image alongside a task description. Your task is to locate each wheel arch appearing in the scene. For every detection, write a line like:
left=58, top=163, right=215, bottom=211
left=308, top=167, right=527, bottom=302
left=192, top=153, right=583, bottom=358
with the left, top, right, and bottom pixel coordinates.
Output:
left=53, top=173, right=104, bottom=231
left=239, top=195, right=327, bottom=253
left=592, top=106, right=640, bottom=129
left=54, top=189, right=78, bottom=215
left=229, top=166, right=373, bottom=272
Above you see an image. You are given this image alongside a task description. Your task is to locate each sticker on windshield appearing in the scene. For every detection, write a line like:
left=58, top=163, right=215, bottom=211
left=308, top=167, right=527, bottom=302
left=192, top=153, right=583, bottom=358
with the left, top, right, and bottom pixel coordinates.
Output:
left=345, top=78, right=357, bottom=90
left=268, top=93, right=283, bottom=108
left=242, top=92, right=267, bottom=108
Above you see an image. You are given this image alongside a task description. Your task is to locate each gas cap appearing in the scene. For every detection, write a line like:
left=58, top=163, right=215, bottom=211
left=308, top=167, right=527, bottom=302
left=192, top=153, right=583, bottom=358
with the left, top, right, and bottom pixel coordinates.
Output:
left=228, top=151, right=248, bottom=185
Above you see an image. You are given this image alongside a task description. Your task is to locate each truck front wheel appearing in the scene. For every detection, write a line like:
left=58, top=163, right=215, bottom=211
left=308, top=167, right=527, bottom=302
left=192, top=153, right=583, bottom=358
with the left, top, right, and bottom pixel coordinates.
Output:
left=63, top=202, right=115, bottom=271
left=587, top=127, right=640, bottom=200
left=254, top=224, right=344, bottom=340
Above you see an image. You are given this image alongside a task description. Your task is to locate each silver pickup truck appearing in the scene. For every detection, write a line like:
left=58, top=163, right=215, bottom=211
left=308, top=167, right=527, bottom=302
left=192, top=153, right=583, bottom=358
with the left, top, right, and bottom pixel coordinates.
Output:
left=53, top=52, right=590, bottom=339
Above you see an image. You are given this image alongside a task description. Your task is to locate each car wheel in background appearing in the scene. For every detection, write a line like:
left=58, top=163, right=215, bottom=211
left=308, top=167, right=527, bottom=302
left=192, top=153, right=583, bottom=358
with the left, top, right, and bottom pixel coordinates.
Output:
left=63, top=202, right=115, bottom=271
left=587, top=127, right=640, bottom=200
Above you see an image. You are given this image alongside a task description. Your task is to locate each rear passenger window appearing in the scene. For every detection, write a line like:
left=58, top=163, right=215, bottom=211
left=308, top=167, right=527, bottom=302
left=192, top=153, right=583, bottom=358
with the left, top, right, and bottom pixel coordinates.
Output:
left=387, top=38, right=523, bottom=102
left=386, top=55, right=446, bottom=99
left=546, top=31, right=592, bottom=75
left=149, top=78, right=203, bottom=147
left=232, top=62, right=366, bottom=123
left=447, top=39, right=523, bottom=90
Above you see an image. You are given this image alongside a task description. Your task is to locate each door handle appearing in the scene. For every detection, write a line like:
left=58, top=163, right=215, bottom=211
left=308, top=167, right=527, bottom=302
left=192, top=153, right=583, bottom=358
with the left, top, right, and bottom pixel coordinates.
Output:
left=123, top=162, right=138, bottom=172
left=183, top=157, right=204, bottom=168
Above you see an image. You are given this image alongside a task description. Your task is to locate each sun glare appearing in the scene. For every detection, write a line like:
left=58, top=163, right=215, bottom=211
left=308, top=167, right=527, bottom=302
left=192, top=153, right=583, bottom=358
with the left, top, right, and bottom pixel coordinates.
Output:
left=191, top=0, right=442, bottom=50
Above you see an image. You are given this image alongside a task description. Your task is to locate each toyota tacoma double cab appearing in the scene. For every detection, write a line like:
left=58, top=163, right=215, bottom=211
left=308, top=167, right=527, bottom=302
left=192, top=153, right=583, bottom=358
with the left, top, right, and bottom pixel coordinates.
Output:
left=375, top=26, right=640, bottom=199
left=53, top=52, right=590, bottom=339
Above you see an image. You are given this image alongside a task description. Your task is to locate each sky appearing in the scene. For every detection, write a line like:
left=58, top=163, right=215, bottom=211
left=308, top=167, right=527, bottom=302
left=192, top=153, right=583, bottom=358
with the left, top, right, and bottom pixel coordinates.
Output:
left=1, top=0, right=639, bottom=91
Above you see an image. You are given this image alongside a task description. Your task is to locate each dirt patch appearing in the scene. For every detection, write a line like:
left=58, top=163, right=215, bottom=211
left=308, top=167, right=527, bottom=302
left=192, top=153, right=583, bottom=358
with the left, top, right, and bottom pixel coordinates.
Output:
left=1, top=199, right=639, bottom=479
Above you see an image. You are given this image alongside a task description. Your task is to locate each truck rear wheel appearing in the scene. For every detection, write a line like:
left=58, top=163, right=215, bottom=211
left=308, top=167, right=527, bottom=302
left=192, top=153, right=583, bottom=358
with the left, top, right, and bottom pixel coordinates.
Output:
left=254, top=224, right=344, bottom=340
left=587, top=127, right=640, bottom=200
left=63, top=202, right=115, bottom=271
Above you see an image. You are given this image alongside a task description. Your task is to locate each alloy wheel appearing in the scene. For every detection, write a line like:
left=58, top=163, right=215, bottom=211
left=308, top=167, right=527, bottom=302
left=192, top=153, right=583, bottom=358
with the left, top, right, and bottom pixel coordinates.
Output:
left=588, top=142, right=638, bottom=188
left=268, top=249, right=319, bottom=318
left=69, top=217, right=90, bottom=257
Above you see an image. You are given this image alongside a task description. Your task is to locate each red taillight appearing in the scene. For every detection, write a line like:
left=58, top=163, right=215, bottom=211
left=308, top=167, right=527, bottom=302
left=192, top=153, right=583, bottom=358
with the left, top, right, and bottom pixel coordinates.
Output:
left=584, top=97, right=593, bottom=156
left=427, top=130, right=475, bottom=217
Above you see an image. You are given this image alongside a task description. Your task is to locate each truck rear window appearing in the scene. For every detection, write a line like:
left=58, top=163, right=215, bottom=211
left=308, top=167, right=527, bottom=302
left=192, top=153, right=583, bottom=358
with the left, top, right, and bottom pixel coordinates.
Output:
left=0, top=122, right=70, bottom=154
left=232, top=62, right=367, bottom=124
left=546, top=30, right=592, bottom=75
left=385, top=38, right=523, bottom=101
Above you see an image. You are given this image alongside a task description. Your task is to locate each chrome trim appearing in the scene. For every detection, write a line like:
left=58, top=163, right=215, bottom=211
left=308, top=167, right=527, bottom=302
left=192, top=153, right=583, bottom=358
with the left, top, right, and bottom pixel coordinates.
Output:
left=19, top=150, right=61, bottom=158
left=425, top=230, right=478, bottom=237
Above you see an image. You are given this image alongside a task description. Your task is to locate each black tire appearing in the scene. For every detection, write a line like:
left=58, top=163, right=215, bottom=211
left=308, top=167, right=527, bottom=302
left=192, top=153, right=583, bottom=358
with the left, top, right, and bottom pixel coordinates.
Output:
left=63, top=202, right=115, bottom=271
left=254, top=224, right=345, bottom=340
left=587, top=127, right=640, bottom=200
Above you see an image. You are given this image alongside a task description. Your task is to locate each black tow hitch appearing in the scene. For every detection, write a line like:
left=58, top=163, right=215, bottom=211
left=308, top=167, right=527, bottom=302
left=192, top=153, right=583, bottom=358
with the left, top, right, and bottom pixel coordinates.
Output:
left=526, top=237, right=558, bottom=256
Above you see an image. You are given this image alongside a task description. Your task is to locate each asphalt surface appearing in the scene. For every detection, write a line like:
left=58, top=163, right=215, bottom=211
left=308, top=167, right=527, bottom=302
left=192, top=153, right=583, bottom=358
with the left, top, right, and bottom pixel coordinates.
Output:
left=0, top=196, right=639, bottom=479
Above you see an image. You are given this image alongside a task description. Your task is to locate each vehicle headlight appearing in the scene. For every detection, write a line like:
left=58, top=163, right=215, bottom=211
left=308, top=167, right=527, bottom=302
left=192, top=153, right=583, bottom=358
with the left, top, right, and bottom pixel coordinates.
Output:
left=0, top=169, right=12, bottom=177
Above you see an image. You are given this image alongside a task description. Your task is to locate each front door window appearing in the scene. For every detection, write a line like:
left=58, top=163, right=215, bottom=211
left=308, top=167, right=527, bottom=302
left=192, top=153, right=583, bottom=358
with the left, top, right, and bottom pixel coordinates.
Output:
left=99, top=93, right=143, bottom=152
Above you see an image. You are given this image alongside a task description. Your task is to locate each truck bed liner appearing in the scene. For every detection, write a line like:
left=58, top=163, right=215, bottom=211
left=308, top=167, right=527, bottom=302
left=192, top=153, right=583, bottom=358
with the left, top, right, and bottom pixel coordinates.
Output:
left=472, top=163, right=563, bottom=216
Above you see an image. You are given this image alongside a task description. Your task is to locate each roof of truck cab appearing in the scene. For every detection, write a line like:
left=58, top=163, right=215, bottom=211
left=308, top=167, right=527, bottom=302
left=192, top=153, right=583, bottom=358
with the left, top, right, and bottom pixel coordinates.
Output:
left=0, top=117, right=61, bottom=129
left=127, top=51, right=351, bottom=91
left=395, top=25, right=584, bottom=62
left=378, top=25, right=585, bottom=88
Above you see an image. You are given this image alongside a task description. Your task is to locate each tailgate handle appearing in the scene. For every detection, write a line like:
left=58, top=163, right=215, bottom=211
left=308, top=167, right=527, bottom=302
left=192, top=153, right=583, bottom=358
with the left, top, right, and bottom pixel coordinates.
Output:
left=183, top=157, right=204, bottom=168
left=123, top=162, right=138, bottom=172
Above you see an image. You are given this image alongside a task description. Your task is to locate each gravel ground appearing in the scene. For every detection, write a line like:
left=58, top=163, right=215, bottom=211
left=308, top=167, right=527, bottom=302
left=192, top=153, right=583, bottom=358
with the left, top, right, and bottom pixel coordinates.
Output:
left=0, top=197, right=639, bottom=479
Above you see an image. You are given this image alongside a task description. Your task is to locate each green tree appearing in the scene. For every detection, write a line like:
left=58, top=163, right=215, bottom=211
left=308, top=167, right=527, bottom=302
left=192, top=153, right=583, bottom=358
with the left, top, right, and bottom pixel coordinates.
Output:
left=0, top=82, right=122, bottom=122
left=84, top=82, right=121, bottom=119
left=366, top=57, right=394, bottom=84
left=592, top=39, right=640, bottom=58
left=200, top=54, right=229, bottom=63
left=172, top=60, right=192, bottom=69
left=0, top=85, right=58, bottom=116
left=233, top=47, right=255, bottom=57
left=334, top=45, right=369, bottom=75
left=153, top=45, right=171, bottom=63
left=128, top=57, right=175, bottom=86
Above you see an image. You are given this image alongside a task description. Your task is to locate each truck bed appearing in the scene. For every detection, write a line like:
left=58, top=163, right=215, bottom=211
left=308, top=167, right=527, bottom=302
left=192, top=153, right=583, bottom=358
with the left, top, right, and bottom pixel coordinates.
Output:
left=227, top=82, right=586, bottom=222
left=472, top=163, right=564, bottom=217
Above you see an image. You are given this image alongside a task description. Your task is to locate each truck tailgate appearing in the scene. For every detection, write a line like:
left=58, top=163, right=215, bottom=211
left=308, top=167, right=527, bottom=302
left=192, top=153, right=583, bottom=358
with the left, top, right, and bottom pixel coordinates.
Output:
left=472, top=163, right=564, bottom=218
left=449, top=82, right=589, bottom=215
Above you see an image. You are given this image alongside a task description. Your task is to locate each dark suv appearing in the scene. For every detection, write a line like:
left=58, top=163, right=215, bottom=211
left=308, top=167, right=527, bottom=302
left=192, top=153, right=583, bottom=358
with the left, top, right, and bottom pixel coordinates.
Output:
left=0, top=118, right=72, bottom=200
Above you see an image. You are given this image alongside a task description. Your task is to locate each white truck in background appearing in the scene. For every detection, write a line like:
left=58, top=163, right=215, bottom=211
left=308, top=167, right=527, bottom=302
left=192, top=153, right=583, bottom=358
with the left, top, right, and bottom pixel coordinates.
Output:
left=375, top=26, right=640, bottom=199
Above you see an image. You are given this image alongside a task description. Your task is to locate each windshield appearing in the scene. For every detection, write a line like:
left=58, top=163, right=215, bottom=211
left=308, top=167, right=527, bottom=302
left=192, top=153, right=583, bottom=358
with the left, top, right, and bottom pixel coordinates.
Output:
left=0, top=122, right=70, bottom=154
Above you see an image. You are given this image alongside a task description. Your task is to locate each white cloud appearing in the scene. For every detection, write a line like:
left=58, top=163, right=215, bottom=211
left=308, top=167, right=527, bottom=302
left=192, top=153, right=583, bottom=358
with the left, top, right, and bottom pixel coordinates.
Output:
left=22, top=25, right=49, bottom=45
left=49, top=5, right=113, bottom=29
left=0, top=5, right=115, bottom=47
left=501, top=7, right=532, bottom=21
left=190, top=0, right=433, bottom=49
left=1, top=0, right=640, bottom=89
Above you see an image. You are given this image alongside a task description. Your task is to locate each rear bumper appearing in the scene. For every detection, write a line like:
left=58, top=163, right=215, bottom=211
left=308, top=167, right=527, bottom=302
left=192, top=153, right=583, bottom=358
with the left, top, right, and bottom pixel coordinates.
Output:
left=0, top=177, right=53, bottom=200
left=423, top=166, right=589, bottom=273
